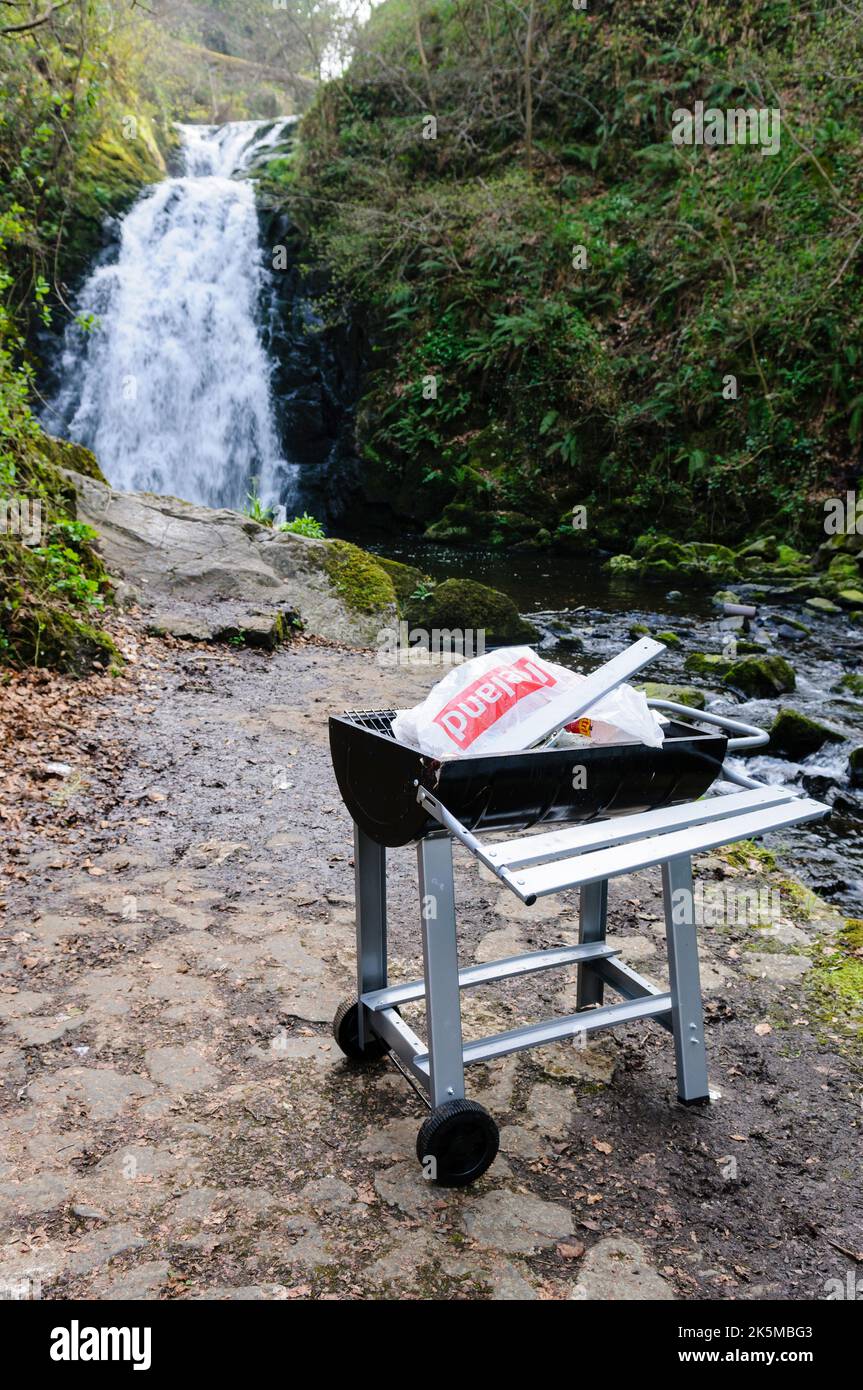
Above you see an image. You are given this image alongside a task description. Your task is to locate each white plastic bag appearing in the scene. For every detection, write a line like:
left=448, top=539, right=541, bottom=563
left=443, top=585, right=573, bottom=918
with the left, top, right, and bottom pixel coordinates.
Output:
left=391, top=646, right=663, bottom=757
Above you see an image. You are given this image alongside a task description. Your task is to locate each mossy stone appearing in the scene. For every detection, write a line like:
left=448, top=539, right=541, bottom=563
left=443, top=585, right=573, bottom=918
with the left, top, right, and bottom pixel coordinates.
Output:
left=629, top=622, right=651, bottom=639
left=654, top=630, right=681, bottom=647
left=724, top=654, right=795, bottom=696
left=769, top=707, right=844, bottom=759
left=838, top=589, right=863, bottom=609
left=321, top=541, right=396, bottom=614
left=604, top=554, right=638, bottom=575
left=849, top=747, right=863, bottom=788
left=684, top=652, right=733, bottom=679
left=636, top=682, right=706, bottom=710
left=404, top=578, right=537, bottom=644
left=806, top=596, right=841, bottom=614
left=373, top=556, right=429, bottom=614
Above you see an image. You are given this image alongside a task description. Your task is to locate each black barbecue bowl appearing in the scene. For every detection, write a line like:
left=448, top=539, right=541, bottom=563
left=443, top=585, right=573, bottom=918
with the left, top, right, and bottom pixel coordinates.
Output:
left=329, top=710, right=728, bottom=848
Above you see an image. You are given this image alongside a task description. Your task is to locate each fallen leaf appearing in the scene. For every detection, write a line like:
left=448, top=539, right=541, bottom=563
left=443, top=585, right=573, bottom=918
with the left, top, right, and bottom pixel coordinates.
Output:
left=557, top=1242, right=585, bottom=1259
left=592, top=1138, right=613, bottom=1154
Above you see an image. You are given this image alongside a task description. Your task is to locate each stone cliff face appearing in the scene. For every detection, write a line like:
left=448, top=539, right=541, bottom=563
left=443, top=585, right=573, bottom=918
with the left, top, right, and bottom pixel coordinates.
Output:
left=257, top=207, right=371, bottom=527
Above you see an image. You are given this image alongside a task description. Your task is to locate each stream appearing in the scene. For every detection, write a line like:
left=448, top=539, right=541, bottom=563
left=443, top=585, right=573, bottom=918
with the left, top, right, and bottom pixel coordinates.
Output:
left=362, top=537, right=863, bottom=917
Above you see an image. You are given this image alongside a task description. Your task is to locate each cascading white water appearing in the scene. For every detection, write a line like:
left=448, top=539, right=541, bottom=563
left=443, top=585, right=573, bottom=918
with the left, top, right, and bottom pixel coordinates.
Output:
left=47, top=120, right=296, bottom=512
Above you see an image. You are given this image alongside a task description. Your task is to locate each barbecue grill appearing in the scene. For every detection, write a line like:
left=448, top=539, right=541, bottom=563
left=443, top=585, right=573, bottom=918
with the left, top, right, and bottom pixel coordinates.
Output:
left=328, top=643, right=830, bottom=1186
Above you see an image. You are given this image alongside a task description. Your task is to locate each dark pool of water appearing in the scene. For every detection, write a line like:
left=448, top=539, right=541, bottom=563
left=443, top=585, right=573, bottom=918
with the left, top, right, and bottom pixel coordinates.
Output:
left=353, top=532, right=863, bottom=917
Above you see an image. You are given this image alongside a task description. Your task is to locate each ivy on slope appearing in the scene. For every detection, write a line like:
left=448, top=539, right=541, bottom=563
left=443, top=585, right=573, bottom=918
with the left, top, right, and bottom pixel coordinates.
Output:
left=272, top=0, right=863, bottom=549
left=0, top=3, right=170, bottom=672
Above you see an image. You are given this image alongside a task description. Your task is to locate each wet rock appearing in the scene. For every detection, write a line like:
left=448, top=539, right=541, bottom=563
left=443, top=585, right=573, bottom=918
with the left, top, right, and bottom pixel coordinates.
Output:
left=144, top=1045, right=219, bottom=1093
left=570, top=1236, right=676, bottom=1300
left=849, top=747, right=863, bottom=788
left=300, top=1177, right=357, bottom=1213
left=741, top=952, right=812, bottom=984
left=521, top=1084, right=576, bottom=1136
left=769, top=708, right=845, bottom=759
left=684, top=652, right=732, bottom=680
left=28, top=1067, right=155, bottom=1120
left=724, top=654, right=795, bottom=697
left=806, top=596, right=841, bottom=615
left=499, top=1125, right=544, bottom=1159
left=537, top=1039, right=617, bottom=1084
left=89, top=1260, right=171, bottom=1300
left=461, top=1190, right=573, bottom=1254
left=0, top=1172, right=74, bottom=1220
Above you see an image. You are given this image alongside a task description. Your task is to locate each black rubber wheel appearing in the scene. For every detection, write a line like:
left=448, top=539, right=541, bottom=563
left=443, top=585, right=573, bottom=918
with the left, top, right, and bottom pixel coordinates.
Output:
left=416, top=1099, right=500, bottom=1187
left=332, top=999, right=390, bottom=1063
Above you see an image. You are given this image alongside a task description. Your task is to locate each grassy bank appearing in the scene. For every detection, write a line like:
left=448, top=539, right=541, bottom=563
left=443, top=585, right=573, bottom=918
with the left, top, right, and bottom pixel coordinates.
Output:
left=268, top=0, right=862, bottom=551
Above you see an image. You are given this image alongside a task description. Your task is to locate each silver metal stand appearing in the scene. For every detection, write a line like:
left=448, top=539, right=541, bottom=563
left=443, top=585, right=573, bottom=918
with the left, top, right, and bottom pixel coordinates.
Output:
left=353, top=704, right=828, bottom=1110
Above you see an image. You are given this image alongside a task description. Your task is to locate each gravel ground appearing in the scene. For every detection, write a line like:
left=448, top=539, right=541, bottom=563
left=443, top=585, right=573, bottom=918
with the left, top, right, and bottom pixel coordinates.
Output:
left=1, top=630, right=861, bottom=1301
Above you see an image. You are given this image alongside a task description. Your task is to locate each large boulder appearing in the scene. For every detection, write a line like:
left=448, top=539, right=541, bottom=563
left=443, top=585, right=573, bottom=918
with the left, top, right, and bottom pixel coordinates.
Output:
left=404, top=578, right=537, bottom=644
left=64, top=470, right=397, bottom=646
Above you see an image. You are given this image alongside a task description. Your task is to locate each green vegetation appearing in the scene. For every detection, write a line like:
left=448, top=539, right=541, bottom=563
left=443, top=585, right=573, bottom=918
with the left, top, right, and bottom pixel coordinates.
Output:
left=807, top=919, right=863, bottom=1051
left=244, top=482, right=276, bottom=525
left=264, top=0, right=862, bottom=549
left=280, top=511, right=326, bottom=537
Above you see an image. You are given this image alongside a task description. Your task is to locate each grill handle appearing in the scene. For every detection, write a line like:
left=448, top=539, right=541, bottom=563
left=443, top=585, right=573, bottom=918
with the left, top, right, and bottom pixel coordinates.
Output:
left=647, top=698, right=770, bottom=752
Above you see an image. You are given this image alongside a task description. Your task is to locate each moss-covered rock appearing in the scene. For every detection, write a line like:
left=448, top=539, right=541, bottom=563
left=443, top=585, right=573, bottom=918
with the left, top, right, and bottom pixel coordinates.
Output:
left=684, top=651, right=733, bottom=680
left=636, top=682, right=707, bottom=710
left=724, top=654, right=796, bottom=696
left=838, top=589, right=863, bottom=609
left=372, top=556, right=430, bottom=614
left=404, top=578, right=537, bottom=643
left=654, top=629, right=681, bottom=648
left=849, top=747, right=863, bottom=788
left=769, top=707, right=845, bottom=759
left=629, top=622, right=651, bottom=639
left=0, top=430, right=116, bottom=673
left=737, top=535, right=778, bottom=563
left=806, top=596, right=842, bottom=615
left=0, top=595, right=119, bottom=675
left=630, top=535, right=740, bottom=587
left=321, top=541, right=396, bottom=614
left=604, top=553, right=638, bottom=575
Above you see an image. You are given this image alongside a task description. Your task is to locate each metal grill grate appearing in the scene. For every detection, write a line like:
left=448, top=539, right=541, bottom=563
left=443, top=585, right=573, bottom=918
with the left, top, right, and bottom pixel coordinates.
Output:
left=341, top=709, right=398, bottom=737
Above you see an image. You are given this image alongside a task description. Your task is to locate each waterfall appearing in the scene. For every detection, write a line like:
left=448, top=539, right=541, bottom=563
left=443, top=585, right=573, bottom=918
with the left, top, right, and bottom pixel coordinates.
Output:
left=46, top=120, right=297, bottom=513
